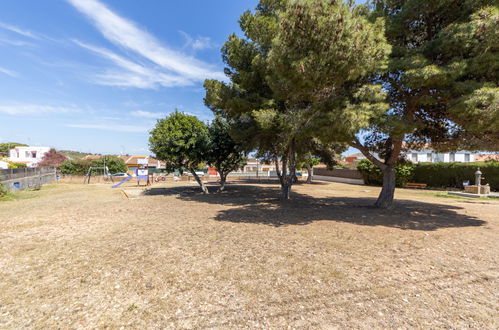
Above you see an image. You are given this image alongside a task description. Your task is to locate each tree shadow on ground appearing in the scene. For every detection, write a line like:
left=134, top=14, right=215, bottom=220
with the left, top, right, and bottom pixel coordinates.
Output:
left=144, top=184, right=486, bottom=231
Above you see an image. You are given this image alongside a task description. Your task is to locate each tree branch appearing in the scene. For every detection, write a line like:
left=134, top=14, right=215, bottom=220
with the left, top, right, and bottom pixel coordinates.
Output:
left=349, top=138, right=386, bottom=169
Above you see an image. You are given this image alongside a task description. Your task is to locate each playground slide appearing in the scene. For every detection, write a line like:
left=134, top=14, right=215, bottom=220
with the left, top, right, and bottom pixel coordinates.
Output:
left=112, top=175, right=133, bottom=188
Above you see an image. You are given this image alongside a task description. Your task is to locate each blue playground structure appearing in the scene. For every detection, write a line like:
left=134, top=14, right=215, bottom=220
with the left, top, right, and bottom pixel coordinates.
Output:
left=111, top=163, right=150, bottom=188
left=111, top=175, right=132, bottom=188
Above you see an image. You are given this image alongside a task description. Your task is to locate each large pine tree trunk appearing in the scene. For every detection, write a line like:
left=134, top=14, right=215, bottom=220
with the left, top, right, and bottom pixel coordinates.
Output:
left=189, top=168, right=209, bottom=194
left=306, top=163, right=312, bottom=183
left=375, top=165, right=396, bottom=208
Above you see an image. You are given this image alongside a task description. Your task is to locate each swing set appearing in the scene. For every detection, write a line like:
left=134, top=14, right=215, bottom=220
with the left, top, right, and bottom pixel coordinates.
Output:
left=84, top=166, right=114, bottom=184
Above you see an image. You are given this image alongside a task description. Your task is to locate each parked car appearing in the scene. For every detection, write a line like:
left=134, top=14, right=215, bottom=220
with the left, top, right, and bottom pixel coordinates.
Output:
left=111, top=173, right=129, bottom=177
left=187, top=171, right=205, bottom=177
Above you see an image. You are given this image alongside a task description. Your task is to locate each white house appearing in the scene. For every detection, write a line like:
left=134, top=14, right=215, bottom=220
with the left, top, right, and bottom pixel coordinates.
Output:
left=8, top=146, right=51, bottom=167
left=241, top=158, right=278, bottom=173
left=404, top=149, right=476, bottom=163
left=0, top=160, right=9, bottom=169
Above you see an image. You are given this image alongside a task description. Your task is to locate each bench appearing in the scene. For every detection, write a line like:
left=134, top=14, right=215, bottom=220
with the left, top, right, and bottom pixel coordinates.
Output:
left=405, top=183, right=427, bottom=189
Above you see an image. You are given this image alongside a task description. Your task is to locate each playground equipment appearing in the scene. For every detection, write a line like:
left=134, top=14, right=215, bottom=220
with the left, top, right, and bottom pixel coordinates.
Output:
left=112, top=158, right=151, bottom=188
left=111, top=174, right=133, bottom=188
left=84, top=166, right=114, bottom=184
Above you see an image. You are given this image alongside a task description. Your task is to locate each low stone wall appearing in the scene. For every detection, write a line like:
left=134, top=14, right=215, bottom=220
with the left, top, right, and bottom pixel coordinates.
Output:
left=0, top=167, right=56, bottom=191
left=313, top=175, right=364, bottom=185
left=313, top=168, right=364, bottom=180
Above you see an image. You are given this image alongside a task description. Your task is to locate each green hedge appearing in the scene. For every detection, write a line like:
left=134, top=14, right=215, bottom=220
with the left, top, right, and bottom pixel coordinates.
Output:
left=357, top=159, right=499, bottom=190
left=413, top=161, right=499, bottom=190
left=60, top=156, right=127, bottom=175
left=356, top=159, right=414, bottom=187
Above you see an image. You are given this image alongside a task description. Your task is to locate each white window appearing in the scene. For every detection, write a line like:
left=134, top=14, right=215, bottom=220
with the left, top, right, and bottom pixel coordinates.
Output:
left=464, top=154, right=470, bottom=162
left=411, top=153, right=418, bottom=162
left=427, top=153, right=432, bottom=162
left=449, top=153, right=455, bottom=162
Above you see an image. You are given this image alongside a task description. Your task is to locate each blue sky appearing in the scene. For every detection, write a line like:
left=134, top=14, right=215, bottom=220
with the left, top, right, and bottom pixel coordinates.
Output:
left=0, top=0, right=258, bottom=155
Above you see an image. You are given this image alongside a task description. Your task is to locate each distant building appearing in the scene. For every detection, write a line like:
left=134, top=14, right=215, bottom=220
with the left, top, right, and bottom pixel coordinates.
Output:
left=0, top=160, right=9, bottom=169
left=475, top=154, right=499, bottom=162
left=344, top=153, right=367, bottom=164
left=403, top=150, right=476, bottom=163
left=241, top=158, right=277, bottom=173
left=8, top=146, right=51, bottom=167
left=119, top=155, right=164, bottom=173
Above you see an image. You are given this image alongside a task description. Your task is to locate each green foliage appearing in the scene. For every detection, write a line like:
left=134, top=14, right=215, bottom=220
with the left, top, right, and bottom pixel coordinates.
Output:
left=91, top=156, right=127, bottom=174
left=297, top=156, right=320, bottom=170
left=412, top=162, right=499, bottom=190
left=149, top=111, right=209, bottom=173
left=0, top=142, right=27, bottom=157
left=59, top=159, right=86, bottom=175
left=59, top=156, right=126, bottom=175
left=269, top=0, right=390, bottom=108
left=8, top=162, right=27, bottom=169
left=206, top=116, right=247, bottom=177
left=357, top=159, right=415, bottom=187
left=372, top=0, right=498, bottom=150
left=0, top=183, right=9, bottom=199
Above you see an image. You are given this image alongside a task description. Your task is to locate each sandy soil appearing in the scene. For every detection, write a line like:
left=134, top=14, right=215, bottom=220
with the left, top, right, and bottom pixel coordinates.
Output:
left=0, top=180, right=498, bottom=329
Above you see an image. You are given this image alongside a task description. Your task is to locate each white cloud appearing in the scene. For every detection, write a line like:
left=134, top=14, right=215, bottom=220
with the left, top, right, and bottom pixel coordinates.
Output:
left=67, top=0, right=225, bottom=86
left=130, top=110, right=165, bottom=119
left=0, top=37, right=33, bottom=47
left=0, top=104, right=74, bottom=115
left=0, top=67, right=18, bottom=78
left=0, top=22, right=41, bottom=40
left=180, top=31, right=216, bottom=51
left=66, top=123, right=149, bottom=133
left=73, top=40, right=191, bottom=88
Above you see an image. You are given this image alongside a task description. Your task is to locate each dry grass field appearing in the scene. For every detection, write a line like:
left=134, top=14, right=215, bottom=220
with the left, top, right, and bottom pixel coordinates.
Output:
left=0, top=180, right=498, bottom=328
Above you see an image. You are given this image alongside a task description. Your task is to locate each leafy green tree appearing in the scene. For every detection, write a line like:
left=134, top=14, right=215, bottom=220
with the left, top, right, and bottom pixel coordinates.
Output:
left=297, top=156, right=320, bottom=184
left=207, top=116, right=247, bottom=192
left=149, top=111, right=210, bottom=194
left=59, top=159, right=82, bottom=175
left=0, top=142, right=27, bottom=157
left=91, top=156, right=127, bottom=174
left=38, top=149, right=67, bottom=167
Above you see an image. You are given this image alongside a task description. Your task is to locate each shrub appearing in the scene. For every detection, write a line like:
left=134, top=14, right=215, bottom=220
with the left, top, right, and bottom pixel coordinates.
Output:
left=357, top=159, right=415, bottom=187
left=90, top=156, right=127, bottom=174
left=59, top=159, right=89, bottom=175
left=8, top=162, right=27, bottom=169
left=59, top=156, right=127, bottom=175
left=0, top=183, right=7, bottom=198
left=413, top=161, right=499, bottom=190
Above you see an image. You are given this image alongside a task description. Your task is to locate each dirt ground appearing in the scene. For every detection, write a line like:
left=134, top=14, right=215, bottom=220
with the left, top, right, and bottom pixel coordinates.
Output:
left=0, top=180, right=498, bottom=329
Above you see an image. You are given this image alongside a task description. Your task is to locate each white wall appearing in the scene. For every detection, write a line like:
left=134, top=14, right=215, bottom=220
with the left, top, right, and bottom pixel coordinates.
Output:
left=8, top=147, right=51, bottom=167
left=405, top=150, right=476, bottom=163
